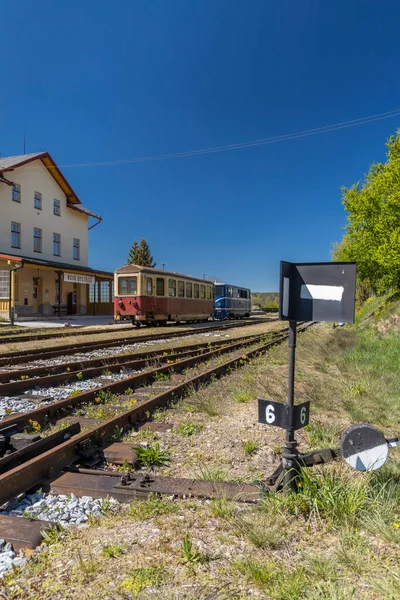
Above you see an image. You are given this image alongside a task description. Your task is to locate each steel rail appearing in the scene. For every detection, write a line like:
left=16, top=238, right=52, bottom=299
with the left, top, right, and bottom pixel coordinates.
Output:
left=0, top=325, right=133, bottom=345
left=0, top=331, right=279, bottom=383
left=0, top=324, right=315, bottom=505
left=0, top=331, right=280, bottom=391
left=0, top=319, right=271, bottom=366
left=1, top=328, right=300, bottom=431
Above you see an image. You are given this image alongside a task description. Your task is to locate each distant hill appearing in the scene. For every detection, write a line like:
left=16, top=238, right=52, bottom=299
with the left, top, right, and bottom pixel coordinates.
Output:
left=251, top=292, right=279, bottom=307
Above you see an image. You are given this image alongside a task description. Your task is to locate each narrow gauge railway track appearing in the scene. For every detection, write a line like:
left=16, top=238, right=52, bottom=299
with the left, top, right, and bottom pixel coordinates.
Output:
left=0, top=322, right=315, bottom=511
left=0, top=324, right=134, bottom=344
left=0, top=332, right=272, bottom=388
left=0, top=318, right=271, bottom=366
left=0, top=326, right=301, bottom=430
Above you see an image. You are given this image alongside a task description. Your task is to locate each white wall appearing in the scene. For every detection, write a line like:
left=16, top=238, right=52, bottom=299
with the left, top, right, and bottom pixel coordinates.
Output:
left=0, top=160, right=89, bottom=265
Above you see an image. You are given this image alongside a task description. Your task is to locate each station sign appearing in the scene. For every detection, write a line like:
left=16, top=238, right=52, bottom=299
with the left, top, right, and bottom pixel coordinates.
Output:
left=258, top=399, right=310, bottom=431
left=279, top=261, right=356, bottom=323
left=64, top=273, right=95, bottom=285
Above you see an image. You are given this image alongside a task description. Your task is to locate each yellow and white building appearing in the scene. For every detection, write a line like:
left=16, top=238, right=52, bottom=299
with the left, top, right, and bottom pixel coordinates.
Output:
left=0, top=152, right=113, bottom=319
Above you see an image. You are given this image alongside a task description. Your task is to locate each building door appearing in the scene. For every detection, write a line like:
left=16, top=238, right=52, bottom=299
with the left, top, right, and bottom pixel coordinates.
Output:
left=32, top=277, right=42, bottom=314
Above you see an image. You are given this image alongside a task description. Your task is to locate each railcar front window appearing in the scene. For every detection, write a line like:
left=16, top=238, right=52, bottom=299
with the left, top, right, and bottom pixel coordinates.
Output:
left=118, top=276, right=137, bottom=295
left=216, top=285, right=224, bottom=296
left=147, top=277, right=153, bottom=294
left=178, top=281, right=185, bottom=297
left=206, top=286, right=211, bottom=299
left=168, top=279, right=176, bottom=297
left=156, top=278, right=165, bottom=296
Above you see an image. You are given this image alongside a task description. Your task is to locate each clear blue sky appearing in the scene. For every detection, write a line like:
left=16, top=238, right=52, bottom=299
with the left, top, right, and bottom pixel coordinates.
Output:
left=1, top=0, right=400, bottom=291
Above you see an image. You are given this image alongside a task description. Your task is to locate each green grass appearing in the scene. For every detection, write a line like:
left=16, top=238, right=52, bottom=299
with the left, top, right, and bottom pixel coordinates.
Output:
left=101, top=540, right=128, bottom=558
left=119, top=566, right=165, bottom=595
left=241, top=439, right=259, bottom=455
left=135, top=443, right=171, bottom=468
left=176, top=421, right=203, bottom=436
left=127, top=493, right=178, bottom=520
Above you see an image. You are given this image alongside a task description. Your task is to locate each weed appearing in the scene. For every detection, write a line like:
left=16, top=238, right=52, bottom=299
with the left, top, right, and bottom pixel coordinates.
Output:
left=181, top=530, right=212, bottom=564
left=77, top=548, right=98, bottom=582
left=232, top=390, right=253, bottom=403
left=96, top=389, right=117, bottom=404
left=41, top=524, right=63, bottom=545
left=209, top=497, right=235, bottom=519
left=153, top=372, right=169, bottom=381
left=196, top=466, right=230, bottom=482
left=127, top=493, right=178, bottom=520
left=99, top=496, right=113, bottom=513
left=135, top=443, right=171, bottom=468
left=304, top=420, right=340, bottom=449
left=119, top=566, right=164, bottom=595
left=25, top=419, right=41, bottom=434
left=101, top=540, right=128, bottom=558
left=124, top=387, right=134, bottom=395
left=110, top=425, right=124, bottom=441
left=68, top=389, right=81, bottom=398
left=264, top=466, right=371, bottom=525
left=102, top=368, right=112, bottom=376
left=176, top=421, right=203, bottom=436
left=241, top=439, right=259, bottom=455
left=76, top=371, right=84, bottom=381
left=116, top=459, right=132, bottom=472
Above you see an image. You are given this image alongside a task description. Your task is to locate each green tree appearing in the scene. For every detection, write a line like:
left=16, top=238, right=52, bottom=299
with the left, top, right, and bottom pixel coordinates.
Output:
left=334, top=130, right=400, bottom=292
left=127, top=240, right=140, bottom=265
left=127, top=239, right=155, bottom=267
left=138, top=238, right=156, bottom=267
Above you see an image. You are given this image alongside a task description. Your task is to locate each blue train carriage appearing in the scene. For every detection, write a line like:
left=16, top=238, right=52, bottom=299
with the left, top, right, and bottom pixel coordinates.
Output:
left=214, top=283, right=251, bottom=319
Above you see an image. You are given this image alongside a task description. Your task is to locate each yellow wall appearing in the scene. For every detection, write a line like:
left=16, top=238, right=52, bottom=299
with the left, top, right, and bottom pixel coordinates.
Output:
left=0, top=159, right=89, bottom=265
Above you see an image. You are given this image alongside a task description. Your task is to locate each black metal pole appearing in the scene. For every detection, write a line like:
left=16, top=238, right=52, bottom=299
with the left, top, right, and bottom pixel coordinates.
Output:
left=282, top=319, right=298, bottom=493
left=93, top=277, right=96, bottom=316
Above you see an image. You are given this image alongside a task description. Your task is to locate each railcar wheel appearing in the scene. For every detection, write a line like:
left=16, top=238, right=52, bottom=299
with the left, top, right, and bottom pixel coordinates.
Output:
left=134, top=321, right=141, bottom=328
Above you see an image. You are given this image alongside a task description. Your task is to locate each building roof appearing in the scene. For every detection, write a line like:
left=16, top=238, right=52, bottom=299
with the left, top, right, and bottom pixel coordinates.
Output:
left=0, top=151, right=102, bottom=222
left=0, top=252, right=113, bottom=279
left=115, top=264, right=214, bottom=284
left=0, top=152, right=81, bottom=205
left=67, top=202, right=102, bottom=221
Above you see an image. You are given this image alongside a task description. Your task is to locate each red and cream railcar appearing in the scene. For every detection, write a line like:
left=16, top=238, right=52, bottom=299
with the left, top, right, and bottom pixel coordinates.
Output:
left=114, top=265, right=215, bottom=327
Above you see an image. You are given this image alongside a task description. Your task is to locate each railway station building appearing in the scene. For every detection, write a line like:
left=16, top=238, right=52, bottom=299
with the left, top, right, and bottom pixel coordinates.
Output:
left=0, top=152, right=114, bottom=319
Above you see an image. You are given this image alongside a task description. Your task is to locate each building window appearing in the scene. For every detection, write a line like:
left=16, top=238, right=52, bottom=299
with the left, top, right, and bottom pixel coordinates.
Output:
left=178, top=281, right=185, bottom=298
left=89, top=283, right=96, bottom=303
left=200, top=284, right=205, bottom=299
left=156, top=277, right=165, bottom=296
left=194, top=283, right=199, bottom=299
left=168, top=279, right=176, bottom=297
left=186, top=282, right=192, bottom=298
left=33, top=228, right=42, bottom=253
left=100, top=281, right=109, bottom=302
left=12, top=184, right=21, bottom=202
left=73, top=238, right=80, bottom=260
left=54, top=199, right=61, bottom=216
left=0, top=271, right=10, bottom=299
left=11, top=222, right=21, bottom=248
left=53, top=233, right=61, bottom=256
left=34, top=192, right=42, bottom=210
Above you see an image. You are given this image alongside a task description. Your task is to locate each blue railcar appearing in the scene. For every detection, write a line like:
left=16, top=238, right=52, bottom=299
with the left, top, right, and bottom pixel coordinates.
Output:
left=214, top=283, right=251, bottom=319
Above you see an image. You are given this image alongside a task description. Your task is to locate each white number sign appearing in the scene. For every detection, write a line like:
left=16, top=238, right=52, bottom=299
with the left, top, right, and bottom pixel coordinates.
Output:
left=265, top=404, right=275, bottom=424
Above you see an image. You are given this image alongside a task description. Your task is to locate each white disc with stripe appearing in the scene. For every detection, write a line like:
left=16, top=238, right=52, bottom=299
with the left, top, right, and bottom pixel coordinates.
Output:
left=341, top=424, right=388, bottom=472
